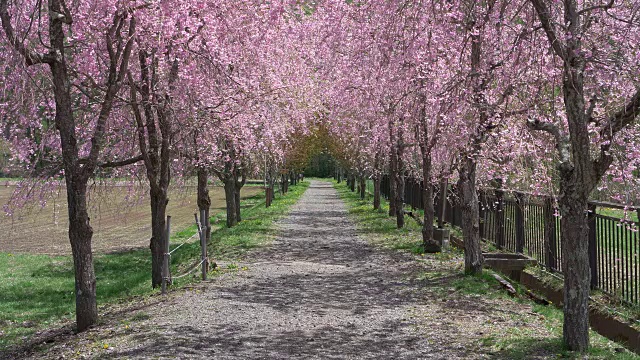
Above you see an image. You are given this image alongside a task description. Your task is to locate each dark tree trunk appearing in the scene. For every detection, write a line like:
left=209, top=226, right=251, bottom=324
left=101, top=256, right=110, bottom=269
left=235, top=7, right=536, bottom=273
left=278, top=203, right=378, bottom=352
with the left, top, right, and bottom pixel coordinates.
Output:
left=388, top=149, right=397, bottom=217
left=394, top=124, right=405, bottom=229
left=422, top=182, right=436, bottom=250
left=349, top=173, right=355, bottom=192
left=224, top=179, right=238, bottom=228
left=373, top=177, right=381, bottom=210
left=197, top=168, right=211, bottom=244
left=457, top=156, right=483, bottom=274
left=559, top=183, right=590, bottom=352
left=129, top=51, right=177, bottom=289
left=66, top=178, right=98, bottom=332
left=359, top=176, right=366, bottom=199
left=149, top=186, right=168, bottom=288
left=421, top=158, right=438, bottom=253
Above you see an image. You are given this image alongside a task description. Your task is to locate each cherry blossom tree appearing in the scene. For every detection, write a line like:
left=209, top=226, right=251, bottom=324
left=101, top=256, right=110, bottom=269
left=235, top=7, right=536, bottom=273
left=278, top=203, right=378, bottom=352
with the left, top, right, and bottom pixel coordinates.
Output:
left=526, top=0, right=640, bottom=350
left=0, top=0, right=138, bottom=330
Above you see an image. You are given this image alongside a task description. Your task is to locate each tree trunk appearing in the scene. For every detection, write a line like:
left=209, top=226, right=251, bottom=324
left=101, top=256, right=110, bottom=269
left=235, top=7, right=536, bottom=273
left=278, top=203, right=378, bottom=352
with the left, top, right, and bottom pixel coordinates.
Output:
left=359, top=177, right=366, bottom=199
left=457, top=156, right=483, bottom=274
left=373, top=177, right=381, bottom=210
left=224, top=179, right=238, bottom=227
left=421, top=158, right=438, bottom=253
left=66, top=178, right=98, bottom=332
left=197, top=168, right=211, bottom=244
left=422, top=182, right=437, bottom=251
left=349, top=173, right=355, bottom=192
left=394, top=126, right=405, bottom=229
left=149, top=186, right=168, bottom=288
left=559, top=187, right=590, bottom=351
left=388, top=153, right=397, bottom=217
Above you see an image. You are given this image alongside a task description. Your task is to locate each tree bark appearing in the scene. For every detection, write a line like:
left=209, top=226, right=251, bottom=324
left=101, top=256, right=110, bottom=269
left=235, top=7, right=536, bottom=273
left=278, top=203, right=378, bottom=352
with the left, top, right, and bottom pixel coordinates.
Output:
left=224, top=179, right=238, bottom=228
left=422, top=159, right=438, bottom=253
left=559, top=182, right=590, bottom=351
left=388, top=123, right=397, bottom=217
left=149, top=186, right=168, bottom=288
left=359, top=176, right=366, bottom=199
left=394, top=125, right=405, bottom=229
left=197, top=168, right=211, bottom=244
left=349, top=173, right=355, bottom=192
left=457, top=156, right=483, bottom=274
left=66, top=178, right=98, bottom=332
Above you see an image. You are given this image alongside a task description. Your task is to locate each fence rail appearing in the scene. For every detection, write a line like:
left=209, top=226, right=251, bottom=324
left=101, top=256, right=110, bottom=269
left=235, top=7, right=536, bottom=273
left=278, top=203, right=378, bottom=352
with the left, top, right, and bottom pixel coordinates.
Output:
left=378, top=175, right=640, bottom=305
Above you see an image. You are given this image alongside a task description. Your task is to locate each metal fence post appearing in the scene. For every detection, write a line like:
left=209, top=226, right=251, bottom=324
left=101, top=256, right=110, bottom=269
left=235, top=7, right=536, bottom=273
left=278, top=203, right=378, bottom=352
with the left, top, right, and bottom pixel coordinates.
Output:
left=494, top=182, right=505, bottom=250
left=515, top=192, right=525, bottom=254
left=588, top=203, right=598, bottom=289
left=478, top=189, right=486, bottom=239
left=544, top=197, right=557, bottom=271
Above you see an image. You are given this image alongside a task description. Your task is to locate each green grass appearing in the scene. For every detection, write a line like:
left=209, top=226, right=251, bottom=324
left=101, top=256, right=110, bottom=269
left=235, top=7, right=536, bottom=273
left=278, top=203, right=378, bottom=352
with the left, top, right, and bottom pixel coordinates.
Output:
left=598, top=207, right=639, bottom=223
left=0, top=181, right=309, bottom=350
left=487, top=302, right=639, bottom=359
left=333, top=179, right=639, bottom=359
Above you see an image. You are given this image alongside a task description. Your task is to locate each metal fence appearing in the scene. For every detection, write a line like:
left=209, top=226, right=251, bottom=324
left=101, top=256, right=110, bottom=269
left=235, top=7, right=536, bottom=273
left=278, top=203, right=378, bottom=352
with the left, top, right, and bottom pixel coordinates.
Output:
left=378, top=175, right=640, bottom=305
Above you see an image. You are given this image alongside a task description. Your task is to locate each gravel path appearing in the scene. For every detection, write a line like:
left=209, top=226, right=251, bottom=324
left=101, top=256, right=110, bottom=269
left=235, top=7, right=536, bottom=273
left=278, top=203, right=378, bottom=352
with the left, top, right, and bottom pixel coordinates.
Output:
left=8, top=180, right=559, bottom=359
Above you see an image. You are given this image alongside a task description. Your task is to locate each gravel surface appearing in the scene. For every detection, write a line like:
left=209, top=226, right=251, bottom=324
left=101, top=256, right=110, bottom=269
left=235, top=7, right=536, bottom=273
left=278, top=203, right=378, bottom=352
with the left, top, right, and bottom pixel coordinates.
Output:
left=5, top=181, right=559, bottom=359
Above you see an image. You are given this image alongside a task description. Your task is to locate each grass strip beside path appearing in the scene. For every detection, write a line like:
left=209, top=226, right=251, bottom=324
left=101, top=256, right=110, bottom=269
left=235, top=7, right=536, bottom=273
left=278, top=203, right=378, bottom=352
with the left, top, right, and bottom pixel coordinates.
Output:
left=0, top=181, right=309, bottom=351
left=334, top=179, right=638, bottom=359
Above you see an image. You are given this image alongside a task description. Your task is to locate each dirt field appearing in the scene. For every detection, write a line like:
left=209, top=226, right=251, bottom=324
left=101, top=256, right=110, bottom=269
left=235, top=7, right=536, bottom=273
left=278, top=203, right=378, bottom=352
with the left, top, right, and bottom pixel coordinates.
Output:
left=0, top=184, right=262, bottom=255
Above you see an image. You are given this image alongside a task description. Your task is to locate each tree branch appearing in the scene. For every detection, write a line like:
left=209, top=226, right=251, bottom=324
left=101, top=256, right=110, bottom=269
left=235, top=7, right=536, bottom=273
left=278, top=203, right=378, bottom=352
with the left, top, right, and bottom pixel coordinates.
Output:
left=0, top=0, right=54, bottom=65
left=98, top=155, right=143, bottom=168
left=594, top=87, right=640, bottom=177
left=529, top=0, right=568, bottom=60
left=526, top=118, right=571, bottom=165
left=77, top=154, right=143, bottom=168
left=578, top=0, right=615, bottom=16
left=601, top=87, right=640, bottom=138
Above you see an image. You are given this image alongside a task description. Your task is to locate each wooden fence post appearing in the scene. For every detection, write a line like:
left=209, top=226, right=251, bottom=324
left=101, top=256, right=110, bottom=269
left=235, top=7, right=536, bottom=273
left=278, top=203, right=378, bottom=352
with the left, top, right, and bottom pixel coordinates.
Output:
left=200, top=209, right=208, bottom=281
left=588, top=203, right=598, bottom=289
left=515, top=192, right=525, bottom=254
left=544, top=197, right=557, bottom=271
left=162, top=216, right=171, bottom=295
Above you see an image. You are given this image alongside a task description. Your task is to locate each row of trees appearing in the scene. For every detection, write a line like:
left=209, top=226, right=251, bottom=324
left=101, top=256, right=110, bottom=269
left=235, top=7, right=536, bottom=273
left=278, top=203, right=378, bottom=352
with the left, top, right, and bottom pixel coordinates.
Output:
left=307, top=0, right=640, bottom=352
left=1, top=0, right=639, bottom=353
left=0, top=0, right=316, bottom=332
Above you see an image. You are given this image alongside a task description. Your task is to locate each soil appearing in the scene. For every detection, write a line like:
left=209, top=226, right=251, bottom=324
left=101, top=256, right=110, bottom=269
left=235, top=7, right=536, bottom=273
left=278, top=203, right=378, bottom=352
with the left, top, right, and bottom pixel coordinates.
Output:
left=2, top=181, right=559, bottom=359
left=0, top=185, right=261, bottom=255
